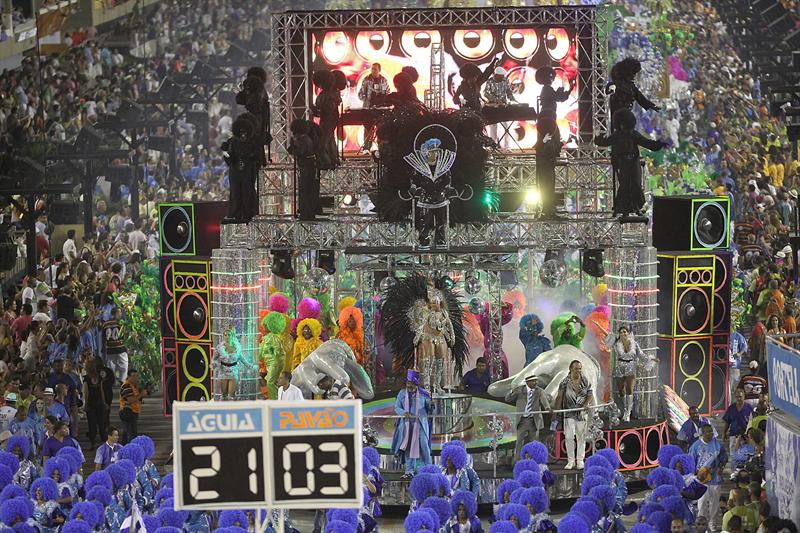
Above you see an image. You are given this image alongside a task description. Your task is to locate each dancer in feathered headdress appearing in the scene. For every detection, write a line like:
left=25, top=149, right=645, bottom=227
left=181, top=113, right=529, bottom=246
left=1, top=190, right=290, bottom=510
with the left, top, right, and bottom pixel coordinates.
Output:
left=381, top=274, right=467, bottom=392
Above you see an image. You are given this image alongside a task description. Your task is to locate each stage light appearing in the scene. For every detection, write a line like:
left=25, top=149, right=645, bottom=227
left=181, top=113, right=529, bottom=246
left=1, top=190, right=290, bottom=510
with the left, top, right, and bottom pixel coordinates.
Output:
left=582, top=249, right=605, bottom=278
left=316, top=249, right=336, bottom=275
left=483, top=189, right=500, bottom=212
left=341, top=194, right=358, bottom=207
left=525, top=188, right=541, bottom=205
left=270, top=250, right=295, bottom=280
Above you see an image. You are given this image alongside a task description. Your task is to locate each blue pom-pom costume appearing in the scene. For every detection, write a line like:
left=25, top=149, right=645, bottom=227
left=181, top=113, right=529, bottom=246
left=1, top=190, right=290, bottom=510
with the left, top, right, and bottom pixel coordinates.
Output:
left=404, top=510, right=438, bottom=532
left=557, top=513, right=591, bottom=533
left=441, top=444, right=480, bottom=495
left=498, top=502, right=531, bottom=529
left=490, top=521, right=519, bottom=533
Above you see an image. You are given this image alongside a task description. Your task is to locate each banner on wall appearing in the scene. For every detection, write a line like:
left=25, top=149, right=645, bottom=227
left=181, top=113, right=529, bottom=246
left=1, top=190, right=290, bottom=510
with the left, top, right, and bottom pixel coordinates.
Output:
left=765, top=412, right=800, bottom=524
left=766, top=337, right=800, bottom=421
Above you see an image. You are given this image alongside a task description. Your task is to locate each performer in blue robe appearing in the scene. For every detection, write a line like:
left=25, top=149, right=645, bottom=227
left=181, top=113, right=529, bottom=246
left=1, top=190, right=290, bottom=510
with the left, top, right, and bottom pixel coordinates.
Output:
left=391, top=370, right=434, bottom=479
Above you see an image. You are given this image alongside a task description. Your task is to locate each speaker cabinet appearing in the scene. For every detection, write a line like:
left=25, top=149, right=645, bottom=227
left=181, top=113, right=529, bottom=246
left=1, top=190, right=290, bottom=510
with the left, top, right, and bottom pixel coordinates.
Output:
left=158, top=201, right=227, bottom=256
left=712, top=251, right=732, bottom=334
left=177, top=341, right=212, bottom=403
left=160, top=257, right=175, bottom=339
left=711, top=334, right=730, bottom=414
left=162, top=337, right=178, bottom=416
left=653, top=196, right=730, bottom=251
left=172, top=259, right=211, bottom=343
left=658, top=335, right=715, bottom=416
left=553, top=420, right=668, bottom=471
left=657, top=253, right=715, bottom=337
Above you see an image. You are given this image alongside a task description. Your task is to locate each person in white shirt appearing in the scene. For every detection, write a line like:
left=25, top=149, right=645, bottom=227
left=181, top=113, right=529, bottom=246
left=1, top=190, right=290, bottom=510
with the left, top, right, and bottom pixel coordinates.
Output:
left=32, top=300, right=51, bottom=323
left=62, top=229, right=78, bottom=262
left=276, top=372, right=304, bottom=402
left=20, top=276, right=35, bottom=306
left=0, top=394, right=17, bottom=433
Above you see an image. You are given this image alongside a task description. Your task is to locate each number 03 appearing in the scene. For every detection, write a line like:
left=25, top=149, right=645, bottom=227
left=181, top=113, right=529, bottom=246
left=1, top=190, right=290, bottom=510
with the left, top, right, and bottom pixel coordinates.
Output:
left=281, top=442, right=348, bottom=496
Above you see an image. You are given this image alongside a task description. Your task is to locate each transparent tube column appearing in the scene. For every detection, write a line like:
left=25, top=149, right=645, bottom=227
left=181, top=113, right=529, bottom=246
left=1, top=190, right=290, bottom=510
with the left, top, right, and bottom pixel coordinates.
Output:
left=211, top=248, right=261, bottom=401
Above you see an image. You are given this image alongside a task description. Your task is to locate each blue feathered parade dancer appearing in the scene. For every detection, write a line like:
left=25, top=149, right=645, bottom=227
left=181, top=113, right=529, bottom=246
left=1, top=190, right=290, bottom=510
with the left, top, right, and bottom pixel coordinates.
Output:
left=519, top=314, right=552, bottom=366
left=392, top=370, right=435, bottom=479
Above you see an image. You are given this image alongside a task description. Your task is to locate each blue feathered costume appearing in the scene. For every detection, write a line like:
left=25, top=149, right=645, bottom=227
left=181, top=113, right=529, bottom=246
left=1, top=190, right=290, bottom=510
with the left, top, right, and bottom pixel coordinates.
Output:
left=519, top=314, right=552, bottom=365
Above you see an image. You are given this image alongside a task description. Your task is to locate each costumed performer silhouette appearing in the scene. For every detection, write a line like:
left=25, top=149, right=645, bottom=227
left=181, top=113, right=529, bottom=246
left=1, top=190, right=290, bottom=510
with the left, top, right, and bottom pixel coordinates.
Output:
left=551, top=312, right=586, bottom=349
left=214, top=328, right=247, bottom=400
left=595, top=109, right=668, bottom=218
left=608, top=58, right=661, bottom=123
left=392, top=370, right=434, bottom=479
left=535, top=67, right=573, bottom=219
left=312, top=70, right=341, bottom=170
left=292, top=318, right=323, bottom=369
left=221, top=113, right=260, bottom=223
left=337, top=306, right=365, bottom=367
left=288, top=118, right=320, bottom=221
left=260, top=312, right=287, bottom=400
left=452, top=57, right=500, bottom=112
left=519, top=314, right=552, bottom=366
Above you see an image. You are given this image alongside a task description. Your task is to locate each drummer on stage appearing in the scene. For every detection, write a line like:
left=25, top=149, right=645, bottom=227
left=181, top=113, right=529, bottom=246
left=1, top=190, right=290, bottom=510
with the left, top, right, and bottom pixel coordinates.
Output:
left=358, top=62, right=390, bottom=152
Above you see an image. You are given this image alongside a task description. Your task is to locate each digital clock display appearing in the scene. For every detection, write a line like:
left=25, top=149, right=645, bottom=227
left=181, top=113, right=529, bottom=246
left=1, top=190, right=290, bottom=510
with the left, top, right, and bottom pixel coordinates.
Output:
left=179, top=436, right=266, bottom=508
left=271, top=434, right=357, bottom=504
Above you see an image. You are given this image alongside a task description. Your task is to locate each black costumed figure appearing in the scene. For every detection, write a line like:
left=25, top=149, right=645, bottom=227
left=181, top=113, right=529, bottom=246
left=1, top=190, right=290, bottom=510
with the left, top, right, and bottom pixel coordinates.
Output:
left=535, top=67, right=574, bottom=219
left=451, top=57, right=500, bottom=112
left=288, top=119, right=320, bottom=221
left=381, top=274, right=469, bottom=394
left=385, top=68, right=425, bottom=113
left=608, top=58, right=661, bottom=126
left=312, top=70, right=341, bottom=170
left=221, top=112, right=261, bottom=223
left=402, top=131, right=471, bottom=250
left=237, top=67, right=272, bottom=161
left=594, top=109, right=668, bottom=218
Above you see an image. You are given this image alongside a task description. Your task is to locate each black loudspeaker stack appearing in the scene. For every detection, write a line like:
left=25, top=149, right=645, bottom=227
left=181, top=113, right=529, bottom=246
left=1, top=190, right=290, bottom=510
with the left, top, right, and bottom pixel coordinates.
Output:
left=653, top=196, right=732, bottom=416
left=158, top=202, right=224, bottom=415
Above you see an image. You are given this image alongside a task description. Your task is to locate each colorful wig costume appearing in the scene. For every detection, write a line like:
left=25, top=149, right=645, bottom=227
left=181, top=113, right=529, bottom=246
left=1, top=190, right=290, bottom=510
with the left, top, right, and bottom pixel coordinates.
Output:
left=268, top=293, right=295, bottom=375
left=381, top=275, right=467, bottom=390
left=584, top=304, right=611, bottom=402
left=337, top=307, right=365, bottom=366
left=292, top=318, right=323, bottom=369
left=551, top=312, right=586, bottom=349
left=260, top=312, right=288, bottom=400
left=479, top=301, right=513, bottom=378
left=519, top=314, right=552, bottom=366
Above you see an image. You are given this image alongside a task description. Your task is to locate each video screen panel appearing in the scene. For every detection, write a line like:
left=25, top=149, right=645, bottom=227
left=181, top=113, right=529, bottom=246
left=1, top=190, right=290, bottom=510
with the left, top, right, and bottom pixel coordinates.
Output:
left=311, top=27, right=579, bottom=152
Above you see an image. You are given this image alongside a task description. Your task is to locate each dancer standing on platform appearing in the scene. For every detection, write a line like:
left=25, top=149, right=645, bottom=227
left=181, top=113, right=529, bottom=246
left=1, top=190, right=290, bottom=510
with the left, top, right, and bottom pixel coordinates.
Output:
left=452, top=57, right=500, bottom=112
left=214, top=329, right=245, bottom=401
left=554, top=360, right=594, bottom=470
left=312, top=70, right=341, bottom=170
left=288, top=118, right=320, bottom=221
left=292, top=319, right=323, bottom=369
left=506, top=374, right=551, bottom=461
left=608, top=58, right=661, bottom=122
left=392, top=370, right=434, bottom=479
left=551, top=313, right=585, bottom=349
left=597, top=325, right=653, bottom=422
left=259, top=312, right=287, bottom=400
left=535, top=67, right=573, bottom=219
left=519, top=314, right=552, bottom=366
left=413, top=286, right=456, bottom=393
left=594, top=109, right=668, bottom=218
left=337, top=306, right=365, bottom=367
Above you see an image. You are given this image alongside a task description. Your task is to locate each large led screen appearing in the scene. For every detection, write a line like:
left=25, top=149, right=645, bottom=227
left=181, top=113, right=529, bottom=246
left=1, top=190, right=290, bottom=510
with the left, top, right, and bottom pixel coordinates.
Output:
left=311, top=27, right=580, bottom=152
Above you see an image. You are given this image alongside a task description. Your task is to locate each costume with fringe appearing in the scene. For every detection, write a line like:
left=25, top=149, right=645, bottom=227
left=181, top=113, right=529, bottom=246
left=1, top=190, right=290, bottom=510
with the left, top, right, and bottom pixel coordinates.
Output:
left=382, top=275, right=467, bottom=390
left=519, top=314, right=552, bottom=366
left=260, top=312, right=288, bottom=400
left=292, top=319, right=323, bottom=369
left=214, top=331, right=247, bottom=383
left=337, top=307, right=365, bottom=367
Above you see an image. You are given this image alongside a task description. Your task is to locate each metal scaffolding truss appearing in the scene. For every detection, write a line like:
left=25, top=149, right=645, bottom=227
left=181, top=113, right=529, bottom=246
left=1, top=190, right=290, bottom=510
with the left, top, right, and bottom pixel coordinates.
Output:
left=269, top=5, right=609, bottom=163
left=221, top=214, right=648, bottom=252
left=259, top=153, right=612, bottom=208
